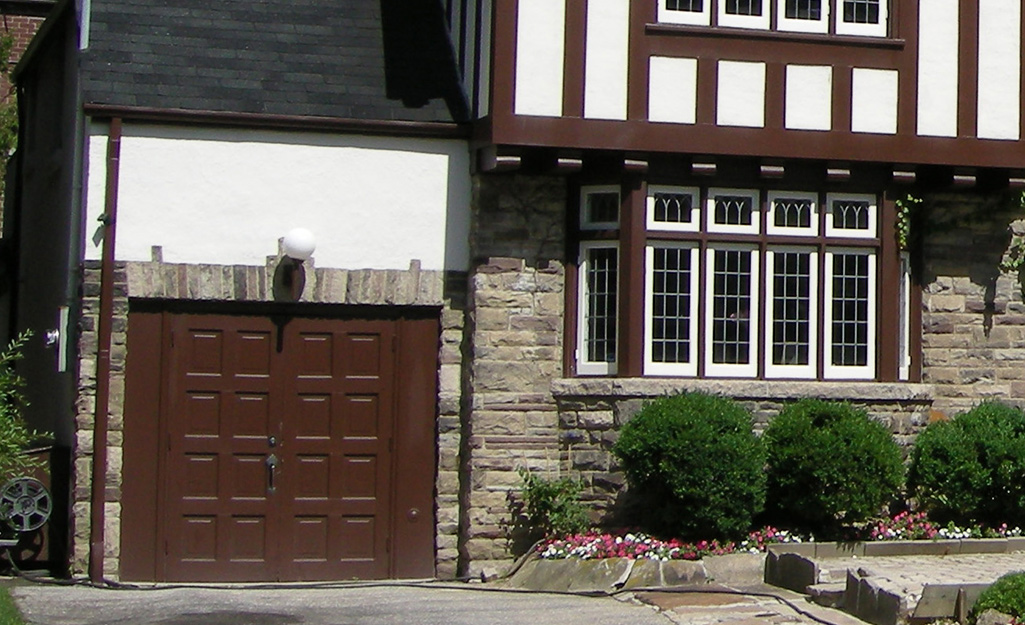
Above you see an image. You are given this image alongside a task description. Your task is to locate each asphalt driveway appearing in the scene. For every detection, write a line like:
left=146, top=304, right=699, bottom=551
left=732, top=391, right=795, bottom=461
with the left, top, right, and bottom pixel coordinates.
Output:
left=10, top=581, right=674, bottom=625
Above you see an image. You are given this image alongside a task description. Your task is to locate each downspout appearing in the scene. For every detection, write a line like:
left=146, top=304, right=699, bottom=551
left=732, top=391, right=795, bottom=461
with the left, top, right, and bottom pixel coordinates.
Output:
left=88, top=117, right=120, bottom=583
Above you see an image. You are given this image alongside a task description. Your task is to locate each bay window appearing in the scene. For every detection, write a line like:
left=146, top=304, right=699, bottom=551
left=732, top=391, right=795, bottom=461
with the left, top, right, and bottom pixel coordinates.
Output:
left=575, top=184, right=899, bottom=381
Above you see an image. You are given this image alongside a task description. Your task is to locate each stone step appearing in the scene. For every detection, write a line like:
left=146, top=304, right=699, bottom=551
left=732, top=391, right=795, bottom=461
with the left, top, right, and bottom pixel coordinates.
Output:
left=806, top=583, right=846, bottom=609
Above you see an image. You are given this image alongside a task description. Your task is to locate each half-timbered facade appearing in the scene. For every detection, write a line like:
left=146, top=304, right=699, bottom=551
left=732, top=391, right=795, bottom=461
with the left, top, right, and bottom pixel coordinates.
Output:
left=458, top=0, right=1025, bottom=577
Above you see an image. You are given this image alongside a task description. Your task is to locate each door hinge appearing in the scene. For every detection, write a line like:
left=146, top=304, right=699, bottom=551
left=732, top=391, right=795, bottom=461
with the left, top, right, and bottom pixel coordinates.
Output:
left=388, top=437, right=393, bottom=453
left=392, top=335, right=398, bottom=353
left=170, top=329, right=175, bottom=348
left=164, top=539, right=169, bottom=556
left=386, top=537, right=391, bottom=553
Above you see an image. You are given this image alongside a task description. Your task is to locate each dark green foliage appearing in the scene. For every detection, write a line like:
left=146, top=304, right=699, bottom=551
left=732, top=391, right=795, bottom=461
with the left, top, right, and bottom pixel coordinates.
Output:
left=970, top=571, right=1025, bottom=624
left=612, top=393, right=766, bottom=541
left=0, top=332, right=44, bottom=481
left=908, top=401, right=1025, bottom=526
left=763, top=399, right=904, bottom=537
left=518, top=469, right=590, bottom=538
left=0, top=33, right=17, bottom=201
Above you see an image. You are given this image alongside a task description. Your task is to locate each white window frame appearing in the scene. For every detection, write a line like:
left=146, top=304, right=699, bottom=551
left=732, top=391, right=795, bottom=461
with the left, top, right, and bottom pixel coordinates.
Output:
left=717, top=0, right=771, bottom=29
left=580, top=185, right=621, bottom=230
left=704, top=244, right=760, bottom=378
left=707, top=188, right=761, bottom=234
left=647, top=185, right=701, bottom=232
left=645, top=243, right=699, bottom=376
left=577, top=241, right=619, bottom=376
left=835, top=0, right=887, bottom=37
left=764, top=246, right=819, bottom=379
left=776, top=0, right=829, bottom=33
left=823, top=248, right=877, bottom=380
left=767, top=191, right=819, bottom=236
left=899, top=251, right=911, bottom=381
left=825, top=192, right=877, bottom=239
left=658, top=0, right=712, bottom=25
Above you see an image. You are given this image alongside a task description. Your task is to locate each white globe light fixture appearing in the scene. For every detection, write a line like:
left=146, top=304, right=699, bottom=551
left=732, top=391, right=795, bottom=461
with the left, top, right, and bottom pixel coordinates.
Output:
left=282, top=227, right=316, bottom=262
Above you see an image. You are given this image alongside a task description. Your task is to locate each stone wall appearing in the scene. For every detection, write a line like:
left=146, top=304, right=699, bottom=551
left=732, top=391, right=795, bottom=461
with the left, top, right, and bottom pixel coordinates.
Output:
left=463, top=174, right=567, bottom=578
left=553, top=378, right=934, bottom=523
left=73, top=255, right=466, bottom=578
left=920, top=192, right=1025, bottom=416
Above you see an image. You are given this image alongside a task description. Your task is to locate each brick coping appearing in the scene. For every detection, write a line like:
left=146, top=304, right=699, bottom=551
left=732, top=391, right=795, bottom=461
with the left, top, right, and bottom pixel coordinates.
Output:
left=553, top=378, right=935, bottom=402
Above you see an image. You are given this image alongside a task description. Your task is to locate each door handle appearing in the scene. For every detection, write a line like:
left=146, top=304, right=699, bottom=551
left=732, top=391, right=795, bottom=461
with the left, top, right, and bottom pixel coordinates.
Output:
left=266, top=453, right=279, bottom=494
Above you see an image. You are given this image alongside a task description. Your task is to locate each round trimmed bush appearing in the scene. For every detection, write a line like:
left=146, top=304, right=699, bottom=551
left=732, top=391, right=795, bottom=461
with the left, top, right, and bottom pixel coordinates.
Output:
left=908, top=401, right=1025, bottom=526
left=612, top=392, right=766, bottom=541
left=970, top=571, right=1025, bottom=624
left=763, top=399, right=904, bottom=536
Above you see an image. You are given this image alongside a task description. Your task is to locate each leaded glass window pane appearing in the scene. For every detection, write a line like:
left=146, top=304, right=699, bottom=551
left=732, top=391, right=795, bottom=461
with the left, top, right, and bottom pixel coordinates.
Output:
left=843, top=0, right=879, bottom=24
left=726, top=0, right=762, bottom=15
left=666, top=0, right=703, bottom=11
left=586, top=248, right=618, bottom=363
left=714, top=195, right=753, bottom=226
left=772, top=251, right=812, bottom=366
left=774, top=198, right=813, bottom=229
left=712, top=249, right=752, bottom=364
left=652, top=247, right=692, bottom=363
left=786, top=0, right=821, bottom=19
left=586, top=192, right=619, bottom=225
left=831, top=253, right=870, bottom=367
left=832, top=199, right=870, bottom=231
left=654, top=192, right=693, bottom=224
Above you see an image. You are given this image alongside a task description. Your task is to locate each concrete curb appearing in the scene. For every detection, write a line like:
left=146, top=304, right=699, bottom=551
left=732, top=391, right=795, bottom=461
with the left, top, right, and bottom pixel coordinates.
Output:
left=502, top=552, right=765, bottom=592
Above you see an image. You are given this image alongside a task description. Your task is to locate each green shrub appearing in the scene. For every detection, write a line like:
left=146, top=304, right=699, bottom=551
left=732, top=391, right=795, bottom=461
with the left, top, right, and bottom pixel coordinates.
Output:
left=518, top=469, right=590, bottom=539
left=0, top=332, right=43, bottom=482
left=612, top=392, right=766, bottom=541
left=908, top=401, right=1025, bottom=526
left=970, top=571, right=1025, bottom=624
left=763, top=399, right=904, bottom=537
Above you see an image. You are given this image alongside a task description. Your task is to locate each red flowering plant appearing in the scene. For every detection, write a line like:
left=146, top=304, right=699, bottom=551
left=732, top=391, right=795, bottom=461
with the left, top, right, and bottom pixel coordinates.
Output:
left=861, top=511, right=1023, bottom=542
left=537, top=527, right=803, bottom=561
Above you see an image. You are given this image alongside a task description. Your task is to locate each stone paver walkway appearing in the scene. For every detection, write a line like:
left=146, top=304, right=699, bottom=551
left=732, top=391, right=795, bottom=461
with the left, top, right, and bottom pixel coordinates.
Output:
left=817, top=551, right=1025, bottom=593
left=636, top=585, right=869, bottom=625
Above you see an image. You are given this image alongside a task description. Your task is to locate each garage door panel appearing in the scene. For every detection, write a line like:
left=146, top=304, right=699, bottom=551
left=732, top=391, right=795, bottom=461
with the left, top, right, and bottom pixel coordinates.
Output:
left=228, top=516, right=268, bottom=562
left=293, top=455, right=330, bottom=499
left=180, top=516, right=219, bottom=561
left=294, top=394, right=331, bottom=439
left=231, top=454, right=270, bottom=500
left=341, top=394, right=382, bottom=438
left=342, top=334, right=384, bottom=378
left=231, top=392, right=272, bottom=439
left=338, top=516, right=378, bottom=559
left=183, top=330, right=225, bottom=376
left=183, top=454, right=220, bottom=499
left=293, top=516, right=329, bottom=562
left=296, top=333, right=333, bottom=377
left=233, top=331, right=273, bottom=377
left=182, top=392, right=222, bottom=438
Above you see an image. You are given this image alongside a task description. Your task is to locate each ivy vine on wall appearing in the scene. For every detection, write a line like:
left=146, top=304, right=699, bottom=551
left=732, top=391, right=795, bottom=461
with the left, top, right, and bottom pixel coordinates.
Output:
left=894, top=193, right=923, bottom=252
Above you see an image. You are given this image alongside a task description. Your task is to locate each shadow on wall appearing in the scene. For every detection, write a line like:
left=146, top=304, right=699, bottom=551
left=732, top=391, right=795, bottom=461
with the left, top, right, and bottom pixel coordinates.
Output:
left=918, top=191, right=1021, bottom=336
left=379, top=0, right=469, bottom=121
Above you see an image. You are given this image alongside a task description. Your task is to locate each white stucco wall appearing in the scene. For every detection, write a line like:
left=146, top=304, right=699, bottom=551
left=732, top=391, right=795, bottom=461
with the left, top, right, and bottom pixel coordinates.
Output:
left=648, top=56, right=697, bottom=124
left=916, top=0, right=959, bottom=138
left=583, top=0, right=630, bottom=121
left=976, top=0, right=1021, bottom=141
left=785, top=65, right=832, bottom=131
left=85, top=124, right=471, bottom=271
left=514, top=0, right=566, bottom=117
left=717, top=61, right=766, bottom=128
left=851, top=68, right=898, bottom=135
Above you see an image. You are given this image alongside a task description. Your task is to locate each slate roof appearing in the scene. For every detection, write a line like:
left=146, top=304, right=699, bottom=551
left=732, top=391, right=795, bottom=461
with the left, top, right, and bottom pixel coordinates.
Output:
left=80, top=0, right=466, bottom=123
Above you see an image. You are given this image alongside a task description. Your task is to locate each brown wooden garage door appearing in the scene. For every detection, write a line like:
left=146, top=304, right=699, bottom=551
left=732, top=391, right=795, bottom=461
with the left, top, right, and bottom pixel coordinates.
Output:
left=120, top=307, right=439, bottom=582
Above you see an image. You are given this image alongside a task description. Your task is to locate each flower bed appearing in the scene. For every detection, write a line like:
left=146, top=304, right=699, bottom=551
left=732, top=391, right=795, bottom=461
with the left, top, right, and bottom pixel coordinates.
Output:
left=539, top=527, right=802, bottom=562
left=537, top=513, right=1024, bottom=562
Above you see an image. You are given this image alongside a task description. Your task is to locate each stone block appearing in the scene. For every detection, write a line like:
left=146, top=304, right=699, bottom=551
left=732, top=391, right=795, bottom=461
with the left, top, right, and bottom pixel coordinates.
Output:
left=578, top=410, right=614, bottom=429
left=863, top=539, right=958, bottom=557
left=765, top=551, right=817, bottom=592
left=703, top=553, right=765, bottom=586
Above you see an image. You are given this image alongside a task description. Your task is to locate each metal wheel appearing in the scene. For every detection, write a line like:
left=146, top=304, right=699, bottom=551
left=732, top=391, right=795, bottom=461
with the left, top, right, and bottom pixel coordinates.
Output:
left=0, top=478, right=52, bottom=532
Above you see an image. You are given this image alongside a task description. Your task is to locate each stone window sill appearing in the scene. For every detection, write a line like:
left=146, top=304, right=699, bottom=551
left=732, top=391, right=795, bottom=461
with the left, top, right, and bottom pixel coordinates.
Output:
left=552, top=378, right=934, bottom=402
